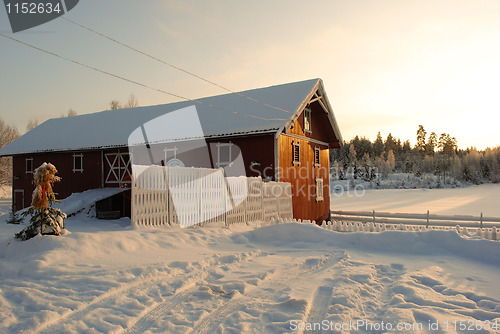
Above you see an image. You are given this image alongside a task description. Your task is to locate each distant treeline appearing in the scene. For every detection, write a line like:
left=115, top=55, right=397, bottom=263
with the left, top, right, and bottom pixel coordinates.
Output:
left=331, top=125, right=500, bottom=185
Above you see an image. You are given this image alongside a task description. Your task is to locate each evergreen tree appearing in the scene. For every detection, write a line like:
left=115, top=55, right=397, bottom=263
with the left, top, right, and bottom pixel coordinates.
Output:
left=372, top=132, right=384, bottom=157
left=330, top=128, right=498, bottom=186
left=402, top=140, right=412, bottom=154
left=16, top=163, right=67, bottom=240
left=348, top=144, right=358, bottom=178
left=426, top=132, right=437, bottom=156
left=416, top=125, right=427, bottom=155
left=384, top=133, right=397, bottom=158
left=438, top=133, right=457, bottom=156
left=387, top=150, right=396, bottom=172
left=361, top=153, right=375, bottom=181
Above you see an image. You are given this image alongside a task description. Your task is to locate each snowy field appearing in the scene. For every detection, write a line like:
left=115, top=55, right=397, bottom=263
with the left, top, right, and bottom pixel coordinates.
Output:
left=331, top=183, right=500, bottom=217
left=0, top=187, right=499, bottom=333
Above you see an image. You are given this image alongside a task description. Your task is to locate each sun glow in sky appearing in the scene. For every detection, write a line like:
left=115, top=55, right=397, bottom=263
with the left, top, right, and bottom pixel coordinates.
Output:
left=1, top=0, right=499, bottom=149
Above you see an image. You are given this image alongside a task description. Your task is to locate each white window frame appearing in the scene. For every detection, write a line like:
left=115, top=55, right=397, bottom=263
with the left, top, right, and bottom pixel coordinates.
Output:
left=73, top=153, right=84, bottom=172
left=315, top=177, right=324, bottom=202
left=292, top=141, right=301, bottom=166
left=164, top=146, right=178, bottom=163
left=216, top=142, right=233, bottom=168
left=314, top=147, right=321, bottom=167
left=304, top=108, right=312, bottom=133
left=25, top=157, right=33, bottom=174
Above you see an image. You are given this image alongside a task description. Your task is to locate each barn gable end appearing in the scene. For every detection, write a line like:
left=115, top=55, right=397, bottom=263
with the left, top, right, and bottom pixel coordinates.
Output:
left=276, top=81, right=342, bottom=221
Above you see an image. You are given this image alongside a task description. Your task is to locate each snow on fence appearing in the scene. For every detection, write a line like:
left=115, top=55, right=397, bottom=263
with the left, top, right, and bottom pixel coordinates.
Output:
left=331, top=210, right=500, bottom=228
left=329, top=210, right=500, bottom=241
left=263, top=217, right=499, bottom=241
left=131, top=165, right=292, bottom=227
left=315, top=220, right=499, bottom=241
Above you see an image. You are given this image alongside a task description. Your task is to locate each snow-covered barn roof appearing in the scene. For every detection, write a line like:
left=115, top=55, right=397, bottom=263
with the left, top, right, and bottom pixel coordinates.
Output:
left=0, top=78, right=342, bottom=156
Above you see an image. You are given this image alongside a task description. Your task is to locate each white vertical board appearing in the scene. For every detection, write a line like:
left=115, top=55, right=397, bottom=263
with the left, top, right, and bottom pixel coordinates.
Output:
left=132, top=165, right=293, bottom=227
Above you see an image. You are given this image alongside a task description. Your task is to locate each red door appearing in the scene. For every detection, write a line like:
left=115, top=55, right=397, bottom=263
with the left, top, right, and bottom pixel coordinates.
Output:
left=13, top=190, right=24, bottom=212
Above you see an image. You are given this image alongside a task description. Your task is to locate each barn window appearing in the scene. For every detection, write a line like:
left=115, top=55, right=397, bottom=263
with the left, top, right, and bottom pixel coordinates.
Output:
left=164, top=146, right=178, bottom=162
left=314, top=147, right=321, bottom=167
left=216, top=142, right=233, bottom=168
left=304, top=108, right=312, bottom=133
left=163, top=146, right=185, bottom=167
left=73, top=153, right=84, bottom=172
left=25, top=158, right=33, bottom=174
left=315, top=177, right=324, bottom=202
left=292, top=141, right=300, bottom=166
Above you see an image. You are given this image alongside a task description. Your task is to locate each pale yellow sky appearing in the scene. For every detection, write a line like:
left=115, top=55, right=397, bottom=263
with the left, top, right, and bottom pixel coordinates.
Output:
left=1, top=0, right=499, bottom=149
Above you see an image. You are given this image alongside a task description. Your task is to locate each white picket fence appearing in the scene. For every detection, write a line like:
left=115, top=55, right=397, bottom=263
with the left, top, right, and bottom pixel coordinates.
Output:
left=131, top=165, right=292, bottom=227
left=318, top=220, right=499, bottom=241
left=260, top=218, right=499, bottom=241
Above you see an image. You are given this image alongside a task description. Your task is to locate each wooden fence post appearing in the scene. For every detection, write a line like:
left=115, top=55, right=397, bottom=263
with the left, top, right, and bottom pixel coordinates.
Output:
left=372, top=210, right=375, bottom=224
left=426, top=210, right=430, bottom=228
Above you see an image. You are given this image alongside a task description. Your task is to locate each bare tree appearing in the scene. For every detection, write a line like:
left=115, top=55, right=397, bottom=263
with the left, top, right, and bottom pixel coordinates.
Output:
left=109, top=94, right=138, bottom=110
left=67, top=108, right=77, bottom=117
left=109, top=100, right=122, bottom=110
left=123, top=94, right=139, bottom=108
left=26, top=119, right=39, bottom=132
left=0, top=118, right=20, bottom=186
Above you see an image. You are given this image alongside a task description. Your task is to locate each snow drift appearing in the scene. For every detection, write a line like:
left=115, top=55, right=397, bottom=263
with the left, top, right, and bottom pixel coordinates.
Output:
left=0, top=215, right=498, bottom=333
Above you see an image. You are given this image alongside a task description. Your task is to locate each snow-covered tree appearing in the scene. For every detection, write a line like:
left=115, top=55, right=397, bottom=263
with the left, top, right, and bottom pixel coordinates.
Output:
left=331, top=127, right=498, bottom=187
left=16, top=163, right=67, bottom=240
left=386, top=150, right=395, bottom=172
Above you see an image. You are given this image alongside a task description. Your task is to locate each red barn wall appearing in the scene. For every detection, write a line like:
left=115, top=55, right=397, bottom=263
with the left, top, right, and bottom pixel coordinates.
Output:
left=131, top=134, right=276, bottom=179
left=11, top=134, right=277, bottom=211
left=12, top=150, right=103, bottom=210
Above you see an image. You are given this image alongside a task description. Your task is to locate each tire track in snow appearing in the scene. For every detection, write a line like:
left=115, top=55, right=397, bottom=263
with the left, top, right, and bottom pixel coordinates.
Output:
left=189, top=252, right=346, bottom=334
left=115, top=250, right=269, bottom=334
left=35, top=250, right=266, bottom=334
left=302, top=286, right=333, bottom=334
left=34, top=265, right=175, bottom=334
left=122, top=273, right=207, bottom=334
left=294, top=259, right=407, bottom=334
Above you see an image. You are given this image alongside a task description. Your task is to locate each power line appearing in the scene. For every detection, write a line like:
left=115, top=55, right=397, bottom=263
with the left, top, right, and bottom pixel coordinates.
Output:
left=0, top=33, right=288, bottom=122
left=59, top=16, right=292, bottom=114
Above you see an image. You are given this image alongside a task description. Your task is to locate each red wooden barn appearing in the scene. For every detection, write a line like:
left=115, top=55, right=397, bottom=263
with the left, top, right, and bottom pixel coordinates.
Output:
left=0, top=78, right=342, bottom=221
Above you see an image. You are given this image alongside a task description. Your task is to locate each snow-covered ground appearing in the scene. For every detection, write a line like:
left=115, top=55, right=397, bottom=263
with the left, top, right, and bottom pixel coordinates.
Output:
left=332, top=183, right=500, bottom=217
left=0, top=187, right=499, bottom=333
